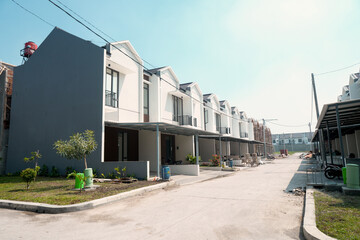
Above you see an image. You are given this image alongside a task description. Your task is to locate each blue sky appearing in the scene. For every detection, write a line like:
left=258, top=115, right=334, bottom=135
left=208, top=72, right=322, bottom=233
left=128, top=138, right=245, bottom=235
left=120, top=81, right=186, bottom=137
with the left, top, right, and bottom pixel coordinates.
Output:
left=1, top=0, right=360, bottom=134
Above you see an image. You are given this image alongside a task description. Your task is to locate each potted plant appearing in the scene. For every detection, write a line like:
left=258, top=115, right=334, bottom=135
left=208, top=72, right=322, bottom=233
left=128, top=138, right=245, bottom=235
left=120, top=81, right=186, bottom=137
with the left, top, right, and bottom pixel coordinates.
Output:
left=54, top=130, right=97, bottom=187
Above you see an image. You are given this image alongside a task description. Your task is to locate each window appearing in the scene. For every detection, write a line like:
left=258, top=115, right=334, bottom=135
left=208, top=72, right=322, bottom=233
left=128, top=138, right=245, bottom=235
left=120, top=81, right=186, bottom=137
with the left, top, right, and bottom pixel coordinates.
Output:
left=298, top=138, right=302, bottom=143
left=215, top=113, right=221, bottom=132
left=143, top=83, right=149, bottom=122
left=143, top=74, right=150, bottom=81
left=172, top=95, right=183, bottom=122
left=239, top=122, right=242, bottom=137
left=105, top=68, right=119, bottom=107
left=118, top=132, right=128, bottom=161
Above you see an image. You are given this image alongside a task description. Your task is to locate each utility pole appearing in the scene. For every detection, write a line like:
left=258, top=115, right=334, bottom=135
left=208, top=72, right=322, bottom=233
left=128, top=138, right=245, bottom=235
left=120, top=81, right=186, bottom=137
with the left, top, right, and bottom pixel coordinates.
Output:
left=262, top=118, right=277, bottom=159
left=312, top=73, right=326, bottom=161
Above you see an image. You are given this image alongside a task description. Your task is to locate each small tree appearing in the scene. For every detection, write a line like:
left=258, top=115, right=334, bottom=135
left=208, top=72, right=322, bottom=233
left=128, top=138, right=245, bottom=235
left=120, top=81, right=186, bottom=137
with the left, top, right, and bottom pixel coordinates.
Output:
left=24, top=150, right=42, bottom=169
left=53, top=130, right=97, bottom=169
left=20, top=168, right=37, bottom=189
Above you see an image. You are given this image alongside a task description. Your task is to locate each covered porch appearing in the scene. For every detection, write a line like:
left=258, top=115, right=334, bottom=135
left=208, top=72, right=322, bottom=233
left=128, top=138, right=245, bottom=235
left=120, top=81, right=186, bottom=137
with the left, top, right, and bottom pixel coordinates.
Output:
left=105, top=121, right=213, bottom=178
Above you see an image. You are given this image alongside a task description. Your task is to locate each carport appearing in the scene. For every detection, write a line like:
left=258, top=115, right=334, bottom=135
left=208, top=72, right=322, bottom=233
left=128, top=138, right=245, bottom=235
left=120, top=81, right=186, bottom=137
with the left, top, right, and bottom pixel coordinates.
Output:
left=105, top=121, right=214, bottom=177
left=312, top=99, right=360, bottom=166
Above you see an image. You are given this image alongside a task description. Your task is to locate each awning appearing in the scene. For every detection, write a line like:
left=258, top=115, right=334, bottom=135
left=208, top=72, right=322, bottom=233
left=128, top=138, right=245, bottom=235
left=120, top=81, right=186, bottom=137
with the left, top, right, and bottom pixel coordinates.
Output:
left=105, top=121, right=214, bottom=136
left=168, top=90, right=190, bottom=98
left=198, top=135, right=251, bottom=143
left=316, top=99, right=360, bottom=130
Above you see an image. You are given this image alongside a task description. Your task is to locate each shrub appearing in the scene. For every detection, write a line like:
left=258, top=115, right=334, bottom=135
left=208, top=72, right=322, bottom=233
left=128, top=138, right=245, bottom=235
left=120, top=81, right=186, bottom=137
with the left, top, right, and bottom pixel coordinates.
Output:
left=65, top=166, right=75, bottom=176
left=53, top=130, right=97, bottom=170
left=210, top=154, right=220, bottom=166
left=50, top=166, right=60, bottom=177
left=24, top=150, right=42, bottom=169
left=114, top=167, right=127, bottom=179
left=38, top=164, right=49, bottom=177
left=20, top=168, right=37, bottom=189
left=186, top=154, right=201, bottom=164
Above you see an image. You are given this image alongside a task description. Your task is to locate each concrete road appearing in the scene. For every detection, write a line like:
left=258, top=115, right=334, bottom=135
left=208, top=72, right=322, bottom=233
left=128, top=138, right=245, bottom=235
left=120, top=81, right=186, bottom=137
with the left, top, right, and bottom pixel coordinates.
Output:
left=0, top=155, right=306, bottom=240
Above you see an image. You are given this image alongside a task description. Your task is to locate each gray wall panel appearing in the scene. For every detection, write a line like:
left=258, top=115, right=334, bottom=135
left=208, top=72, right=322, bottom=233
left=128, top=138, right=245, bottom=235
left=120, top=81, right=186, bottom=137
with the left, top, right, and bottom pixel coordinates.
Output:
left=7, top=28, right=105, bottom=174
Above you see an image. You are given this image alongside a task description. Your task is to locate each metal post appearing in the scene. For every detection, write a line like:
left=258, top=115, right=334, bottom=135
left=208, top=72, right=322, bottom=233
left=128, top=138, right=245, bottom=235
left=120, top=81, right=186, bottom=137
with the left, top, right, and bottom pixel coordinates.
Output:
left=219, top=136, right=222, bottom=167
left=156, top=124, right=160, bottom=177
left=263, top=119, right=266, bottom=158
left=195, top=135, right=199, bottom=165
left=308, top=122, right=313, bottom=152
left=336, top=104, right=346, bottom=166
left=326, top=121, right=333, bottom=164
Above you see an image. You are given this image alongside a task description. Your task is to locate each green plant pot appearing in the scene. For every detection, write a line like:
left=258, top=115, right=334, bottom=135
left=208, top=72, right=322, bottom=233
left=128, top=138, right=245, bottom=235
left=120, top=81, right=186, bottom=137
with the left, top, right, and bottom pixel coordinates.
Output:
left=75, top=173, right=84, bottom=189
left=84, top=168, right=93, bottom=188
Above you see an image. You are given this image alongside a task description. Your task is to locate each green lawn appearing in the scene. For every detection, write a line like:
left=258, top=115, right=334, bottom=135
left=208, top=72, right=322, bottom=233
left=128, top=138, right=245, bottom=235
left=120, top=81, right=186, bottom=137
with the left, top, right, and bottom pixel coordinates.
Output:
left=0, top=176, right=158, bottom=205
left=314, top=190, right=360, bottom=240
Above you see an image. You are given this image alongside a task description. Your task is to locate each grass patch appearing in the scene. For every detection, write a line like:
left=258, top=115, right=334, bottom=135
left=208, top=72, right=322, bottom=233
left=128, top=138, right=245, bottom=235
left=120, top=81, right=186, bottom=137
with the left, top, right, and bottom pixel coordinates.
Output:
left=0, top=176, right=158, bottom=205
left=314, top=190, right=360, bottom=240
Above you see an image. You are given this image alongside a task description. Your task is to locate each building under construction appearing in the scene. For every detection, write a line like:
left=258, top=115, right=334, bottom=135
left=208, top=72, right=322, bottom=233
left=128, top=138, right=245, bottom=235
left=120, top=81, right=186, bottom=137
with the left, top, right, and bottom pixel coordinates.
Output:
left=0, top=61, right=14, bottom=175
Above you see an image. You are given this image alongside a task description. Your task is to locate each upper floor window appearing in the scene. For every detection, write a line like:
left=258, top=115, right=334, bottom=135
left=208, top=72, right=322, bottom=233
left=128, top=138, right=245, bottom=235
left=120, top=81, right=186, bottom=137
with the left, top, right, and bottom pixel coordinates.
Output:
left=215, top=113, right=221, bottom=132
left=143, top=83, right=149, bottom=122
left=173, top=95, right=183, bottom=122
left=105, top=68, right=119, bottom=108
left=143, top=74, right=150, bottom=81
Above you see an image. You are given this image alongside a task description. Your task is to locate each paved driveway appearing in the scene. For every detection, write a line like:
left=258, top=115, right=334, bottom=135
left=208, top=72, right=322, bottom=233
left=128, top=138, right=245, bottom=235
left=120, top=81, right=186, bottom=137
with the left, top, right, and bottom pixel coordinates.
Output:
left=0, top=155, right=306, bottom=240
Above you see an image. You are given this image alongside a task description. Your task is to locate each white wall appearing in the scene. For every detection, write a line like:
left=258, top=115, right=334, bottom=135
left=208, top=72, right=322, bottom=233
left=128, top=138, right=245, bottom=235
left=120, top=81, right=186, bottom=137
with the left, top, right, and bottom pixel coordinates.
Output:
left=248, top=121, right=254, bottom=140
left=160, top=69, right=179, bottom=123
left=138, top=130, right=158, bottom=172
left=190, top=86, right=203, bottom=129
left=175, top=134, right=194, bottom=163
left=240, top=142, right=249, bottom=155
left=355, top=130, right=360, bottom=157
left=104, top=43, right=142, bottom=123
left=346, top=133, right=357, bottom=157
left=199, top=138, right=215, bottom=161
left=232, top=112, right=240, bottom=138
left=230, top=141, right=240, bottom=155
left=169, top=164, right=199, bottom=176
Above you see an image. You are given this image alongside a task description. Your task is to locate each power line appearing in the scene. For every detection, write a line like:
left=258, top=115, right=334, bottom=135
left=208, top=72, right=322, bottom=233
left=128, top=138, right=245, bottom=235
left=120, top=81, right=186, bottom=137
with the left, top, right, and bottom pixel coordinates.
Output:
left=267, top=121, right=308, bottom=128
left=315, top=61, right=360, bottom=76
left=47, top=0, right=269, bottom=126
left=54, top=0, right=116, bottom=42
left=10, top=0, right=55, bottom=27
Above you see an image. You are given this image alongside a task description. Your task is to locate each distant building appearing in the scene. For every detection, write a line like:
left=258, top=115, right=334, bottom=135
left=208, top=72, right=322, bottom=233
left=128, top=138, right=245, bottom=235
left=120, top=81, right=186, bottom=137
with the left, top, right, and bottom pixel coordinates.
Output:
left=0, top=61, right=15, bottom=174
left=272, top=132, right=312, bottom=152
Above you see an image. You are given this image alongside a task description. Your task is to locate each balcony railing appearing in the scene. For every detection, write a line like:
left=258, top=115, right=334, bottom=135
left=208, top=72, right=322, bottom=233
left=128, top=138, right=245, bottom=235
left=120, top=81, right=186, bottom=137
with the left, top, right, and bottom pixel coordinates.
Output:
left=105, top=90, right=118, bottom=108
left=220, top=127, right=231, bottom=134
left=173, top=115, right=198, bottom=126
left=240, top=132, right=248, bottom=138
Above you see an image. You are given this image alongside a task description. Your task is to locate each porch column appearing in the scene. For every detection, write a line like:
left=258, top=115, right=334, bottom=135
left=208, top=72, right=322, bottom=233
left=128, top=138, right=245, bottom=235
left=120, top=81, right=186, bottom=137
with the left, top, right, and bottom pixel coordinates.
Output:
left=326, top=121, right=333, bottom=164
left=336, top=104, right=346, bottom=166
left=219, top=136, right=222, bottom=163
left=156, top=124, right=160, bottom=177
left=238, top=141, right=241, bottom=156
left=195, top=134, right=199, bottom=165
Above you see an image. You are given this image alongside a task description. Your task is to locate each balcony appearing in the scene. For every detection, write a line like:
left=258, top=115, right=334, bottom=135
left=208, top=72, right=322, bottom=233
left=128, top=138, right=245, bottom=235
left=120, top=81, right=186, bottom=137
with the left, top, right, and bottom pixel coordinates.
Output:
left=173, top=115, right=198, bottom=126
left=240, top=132, right=249, bottom=138
left=105, top=90, right=118, bottom=108
left=220, top=127, right=231, bottom=134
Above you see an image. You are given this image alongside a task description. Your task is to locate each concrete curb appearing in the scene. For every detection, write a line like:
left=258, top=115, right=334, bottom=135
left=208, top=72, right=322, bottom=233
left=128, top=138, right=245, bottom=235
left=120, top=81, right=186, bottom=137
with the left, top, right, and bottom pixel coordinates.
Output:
left=303, top=188, right=336, bottom=240
left=0, top=181, right=176, bottom=214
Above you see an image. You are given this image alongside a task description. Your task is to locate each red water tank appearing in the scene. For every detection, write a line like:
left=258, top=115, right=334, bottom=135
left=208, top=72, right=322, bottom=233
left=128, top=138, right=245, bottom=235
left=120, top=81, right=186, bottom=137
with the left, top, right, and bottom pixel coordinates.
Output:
left=23, top=41, right=38, bottom=58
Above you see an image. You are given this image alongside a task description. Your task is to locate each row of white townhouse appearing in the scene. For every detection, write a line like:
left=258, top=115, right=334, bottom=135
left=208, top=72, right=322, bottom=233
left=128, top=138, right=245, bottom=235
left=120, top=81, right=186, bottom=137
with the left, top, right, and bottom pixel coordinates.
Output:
left=6, top=28, right=271, bottom=179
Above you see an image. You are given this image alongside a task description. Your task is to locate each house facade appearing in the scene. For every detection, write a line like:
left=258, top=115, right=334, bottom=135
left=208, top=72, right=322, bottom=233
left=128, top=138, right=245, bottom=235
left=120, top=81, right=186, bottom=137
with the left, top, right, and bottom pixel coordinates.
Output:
left=6, top=28, right=273, bottom=179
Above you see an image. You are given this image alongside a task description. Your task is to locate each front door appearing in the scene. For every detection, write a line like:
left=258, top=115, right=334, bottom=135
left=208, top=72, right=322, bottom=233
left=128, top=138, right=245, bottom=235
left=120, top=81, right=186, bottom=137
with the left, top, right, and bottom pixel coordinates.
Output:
left=161, top=134, right=175, bottom=165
